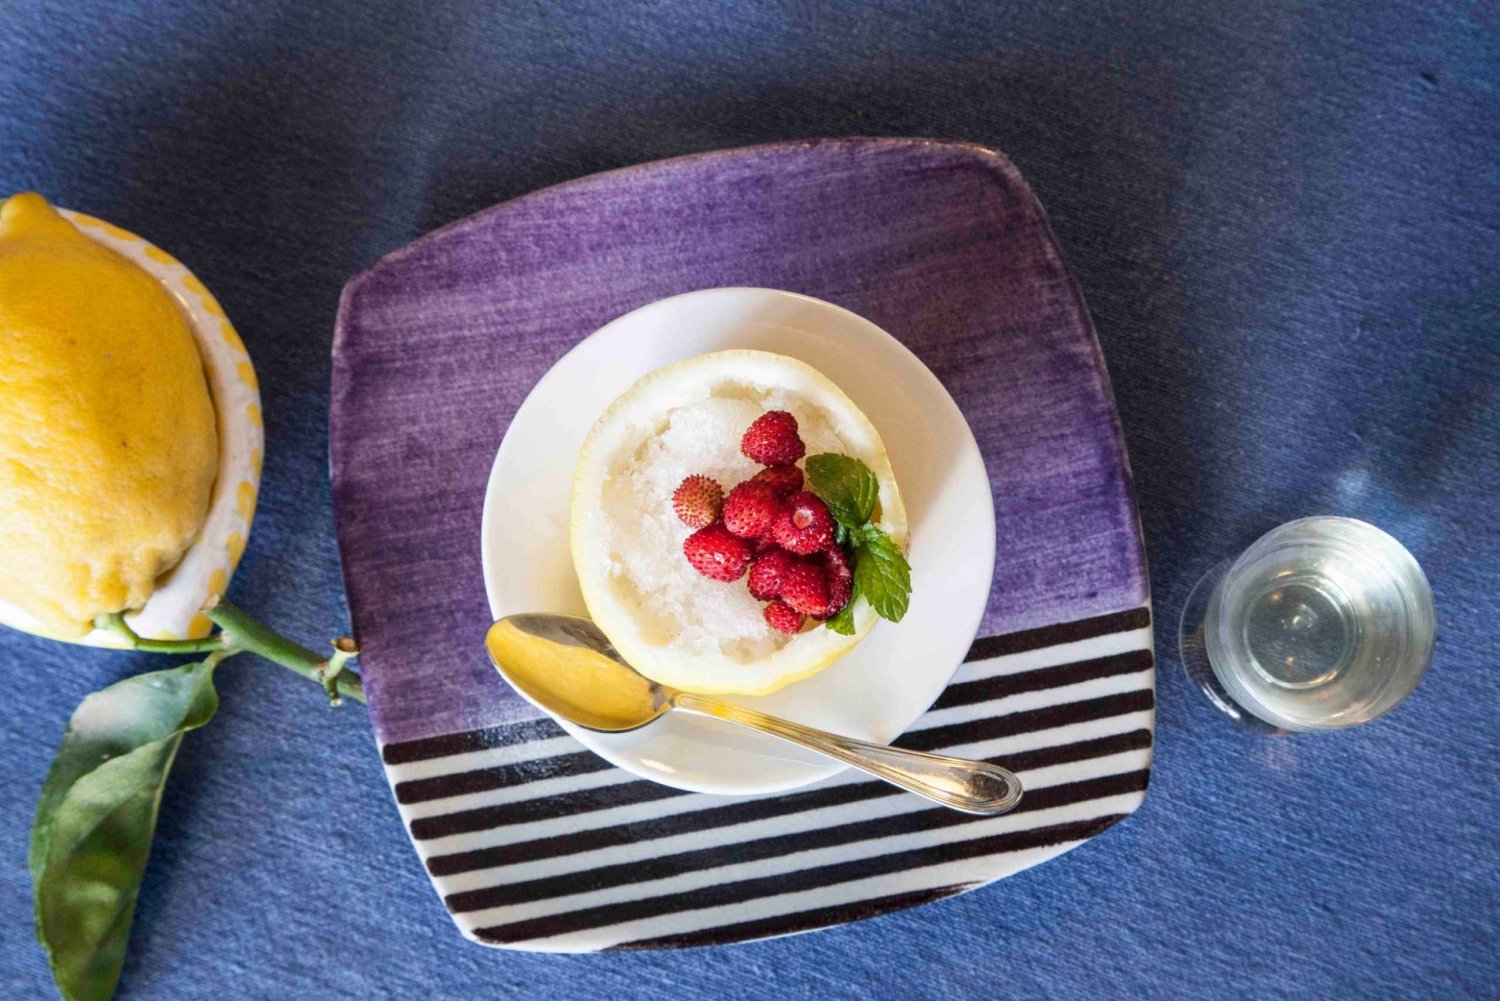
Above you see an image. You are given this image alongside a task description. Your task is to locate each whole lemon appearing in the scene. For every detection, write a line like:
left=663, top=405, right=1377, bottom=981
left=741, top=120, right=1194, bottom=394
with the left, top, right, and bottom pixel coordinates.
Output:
left=0, top=193, right=218, bottom=637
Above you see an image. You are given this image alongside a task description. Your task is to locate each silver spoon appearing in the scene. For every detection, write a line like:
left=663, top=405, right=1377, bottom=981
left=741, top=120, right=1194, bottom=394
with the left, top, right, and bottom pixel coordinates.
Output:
left=485, top=613, right=1023, bottom=815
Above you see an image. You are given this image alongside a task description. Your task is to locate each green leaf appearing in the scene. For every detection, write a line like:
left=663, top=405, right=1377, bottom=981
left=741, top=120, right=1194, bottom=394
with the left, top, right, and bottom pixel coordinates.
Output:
left=805, top=453, right=879, bottom=529
left=31, top=659, right=221, bottom=1001
left=824, top=600, right=858, bottom=635
left=854, top=526, right=912, bottom=623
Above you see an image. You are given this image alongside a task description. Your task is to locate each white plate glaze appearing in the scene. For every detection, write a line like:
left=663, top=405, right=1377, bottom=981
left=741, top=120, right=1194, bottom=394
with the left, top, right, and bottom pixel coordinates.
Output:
left=480, top=288, right=995, bottom=796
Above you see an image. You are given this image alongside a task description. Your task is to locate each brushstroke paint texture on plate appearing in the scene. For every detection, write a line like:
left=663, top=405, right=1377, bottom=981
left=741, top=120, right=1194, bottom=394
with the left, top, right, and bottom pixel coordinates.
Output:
left=330, top=138, right=1153, bottom=950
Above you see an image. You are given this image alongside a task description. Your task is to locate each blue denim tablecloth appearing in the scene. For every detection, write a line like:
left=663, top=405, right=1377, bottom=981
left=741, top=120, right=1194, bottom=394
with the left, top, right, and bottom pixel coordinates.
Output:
left=1, top=2, right=1495, bottom=998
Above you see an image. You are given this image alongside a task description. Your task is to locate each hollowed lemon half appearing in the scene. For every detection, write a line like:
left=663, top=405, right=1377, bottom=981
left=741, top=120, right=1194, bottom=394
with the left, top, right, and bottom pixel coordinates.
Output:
left=570, top=349, right=906, bottom=696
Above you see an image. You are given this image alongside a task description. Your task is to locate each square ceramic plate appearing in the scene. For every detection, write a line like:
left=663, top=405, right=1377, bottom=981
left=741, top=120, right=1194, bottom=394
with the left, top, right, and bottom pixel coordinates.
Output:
left=331, top=137, right=1153, bottom=951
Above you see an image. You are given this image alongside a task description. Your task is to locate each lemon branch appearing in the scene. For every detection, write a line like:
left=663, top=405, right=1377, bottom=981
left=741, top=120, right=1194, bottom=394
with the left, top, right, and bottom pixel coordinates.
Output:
left=100, top=603, right=365, bottom=704
left=204, top=599, right=365, bottom=704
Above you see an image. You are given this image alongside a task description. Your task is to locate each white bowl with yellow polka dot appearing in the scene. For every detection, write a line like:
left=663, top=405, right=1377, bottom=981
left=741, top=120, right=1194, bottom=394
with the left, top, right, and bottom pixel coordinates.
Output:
left=0, top=209, right=262, bottom=647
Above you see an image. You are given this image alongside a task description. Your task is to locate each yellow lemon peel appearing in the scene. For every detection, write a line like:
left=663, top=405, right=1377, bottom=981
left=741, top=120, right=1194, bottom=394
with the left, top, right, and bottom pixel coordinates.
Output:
left=0, top=193, right=218, bottom=636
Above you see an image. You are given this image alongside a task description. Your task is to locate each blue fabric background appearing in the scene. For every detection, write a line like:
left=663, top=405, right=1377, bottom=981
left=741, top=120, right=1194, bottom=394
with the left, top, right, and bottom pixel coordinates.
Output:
left=1, top=2, right=1495, bottom=998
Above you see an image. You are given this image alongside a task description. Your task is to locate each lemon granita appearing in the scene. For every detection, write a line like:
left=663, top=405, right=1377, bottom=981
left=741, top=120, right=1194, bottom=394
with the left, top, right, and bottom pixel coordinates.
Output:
left=572, top=350, right=908, bottom=696
left=0, top=193, right=218, bottom=637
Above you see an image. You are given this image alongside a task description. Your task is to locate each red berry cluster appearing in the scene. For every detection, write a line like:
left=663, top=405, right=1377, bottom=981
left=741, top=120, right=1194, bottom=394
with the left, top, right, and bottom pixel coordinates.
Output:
left=675, top=410, right=851, bottom=635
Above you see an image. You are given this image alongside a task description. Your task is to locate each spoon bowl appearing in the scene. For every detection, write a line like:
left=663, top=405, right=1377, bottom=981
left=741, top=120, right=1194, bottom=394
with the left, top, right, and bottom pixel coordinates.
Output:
left=485, top=614, right=669, bottom=731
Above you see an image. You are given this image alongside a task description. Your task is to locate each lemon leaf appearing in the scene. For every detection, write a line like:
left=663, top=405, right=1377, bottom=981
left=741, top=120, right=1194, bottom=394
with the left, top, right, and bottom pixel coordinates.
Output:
left=31, top=659, right=220, bottom=1001
left=805, top=453, right=879, bottom=529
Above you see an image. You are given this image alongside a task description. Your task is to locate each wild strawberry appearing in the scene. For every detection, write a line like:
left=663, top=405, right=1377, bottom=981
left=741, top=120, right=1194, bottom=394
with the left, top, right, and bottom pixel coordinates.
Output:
left=672, top=475, right=723, bottom=529
left=819, top=544, right=853, bottom=618
left=722, top=480, right=780, bottom=539
left=683, top=523, right=753, bottom=582
left=772, top=491, right=835, bottom=554
left=741, top=410, right=805, bottom=465
left=764, top=599, right=805, bottom=635
left=778, top=557, right=830, bottom=616
left=747, top=548, right=796, bottom=600
left=751, top=463, right=803, bottom=497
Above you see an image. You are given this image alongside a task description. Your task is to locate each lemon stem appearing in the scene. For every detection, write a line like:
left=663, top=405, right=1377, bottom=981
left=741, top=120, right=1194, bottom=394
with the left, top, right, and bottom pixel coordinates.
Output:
left=99, top=613, right=226, bottom=654
left=203, top=600, right=366, bottom=704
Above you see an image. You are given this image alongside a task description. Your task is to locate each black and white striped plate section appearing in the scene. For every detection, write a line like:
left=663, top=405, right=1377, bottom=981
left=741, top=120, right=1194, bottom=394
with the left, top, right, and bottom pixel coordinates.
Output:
left=379, top=607, right=1154, bottom=951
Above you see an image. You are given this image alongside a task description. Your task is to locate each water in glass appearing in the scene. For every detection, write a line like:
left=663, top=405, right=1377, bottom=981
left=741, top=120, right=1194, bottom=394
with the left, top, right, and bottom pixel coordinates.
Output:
left=1199, top=517, right=1434, bottom=731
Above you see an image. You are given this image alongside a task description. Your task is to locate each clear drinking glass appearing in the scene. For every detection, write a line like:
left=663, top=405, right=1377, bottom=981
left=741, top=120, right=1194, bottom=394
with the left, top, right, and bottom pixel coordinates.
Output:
left=1178, top=517, right=1435, bottom=733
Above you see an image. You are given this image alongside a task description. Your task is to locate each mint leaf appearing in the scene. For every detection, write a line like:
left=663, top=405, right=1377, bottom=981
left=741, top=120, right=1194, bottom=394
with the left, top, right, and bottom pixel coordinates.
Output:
left=824, top=540, right=860, bottom=635
left=854, top=526, right=911, bottom=623
left=805, top=453, right=879, bottom=529
left=824, top=601, right=857, bottom=635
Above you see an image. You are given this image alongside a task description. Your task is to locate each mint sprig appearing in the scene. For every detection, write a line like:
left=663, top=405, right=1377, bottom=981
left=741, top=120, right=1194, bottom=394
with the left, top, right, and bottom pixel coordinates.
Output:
left=805, top=453, right=912, bottom=629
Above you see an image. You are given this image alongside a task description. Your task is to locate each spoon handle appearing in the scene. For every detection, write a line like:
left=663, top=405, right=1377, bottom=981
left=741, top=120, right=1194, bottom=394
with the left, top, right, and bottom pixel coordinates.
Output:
left=671, top=692, right=1023, bottom=815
